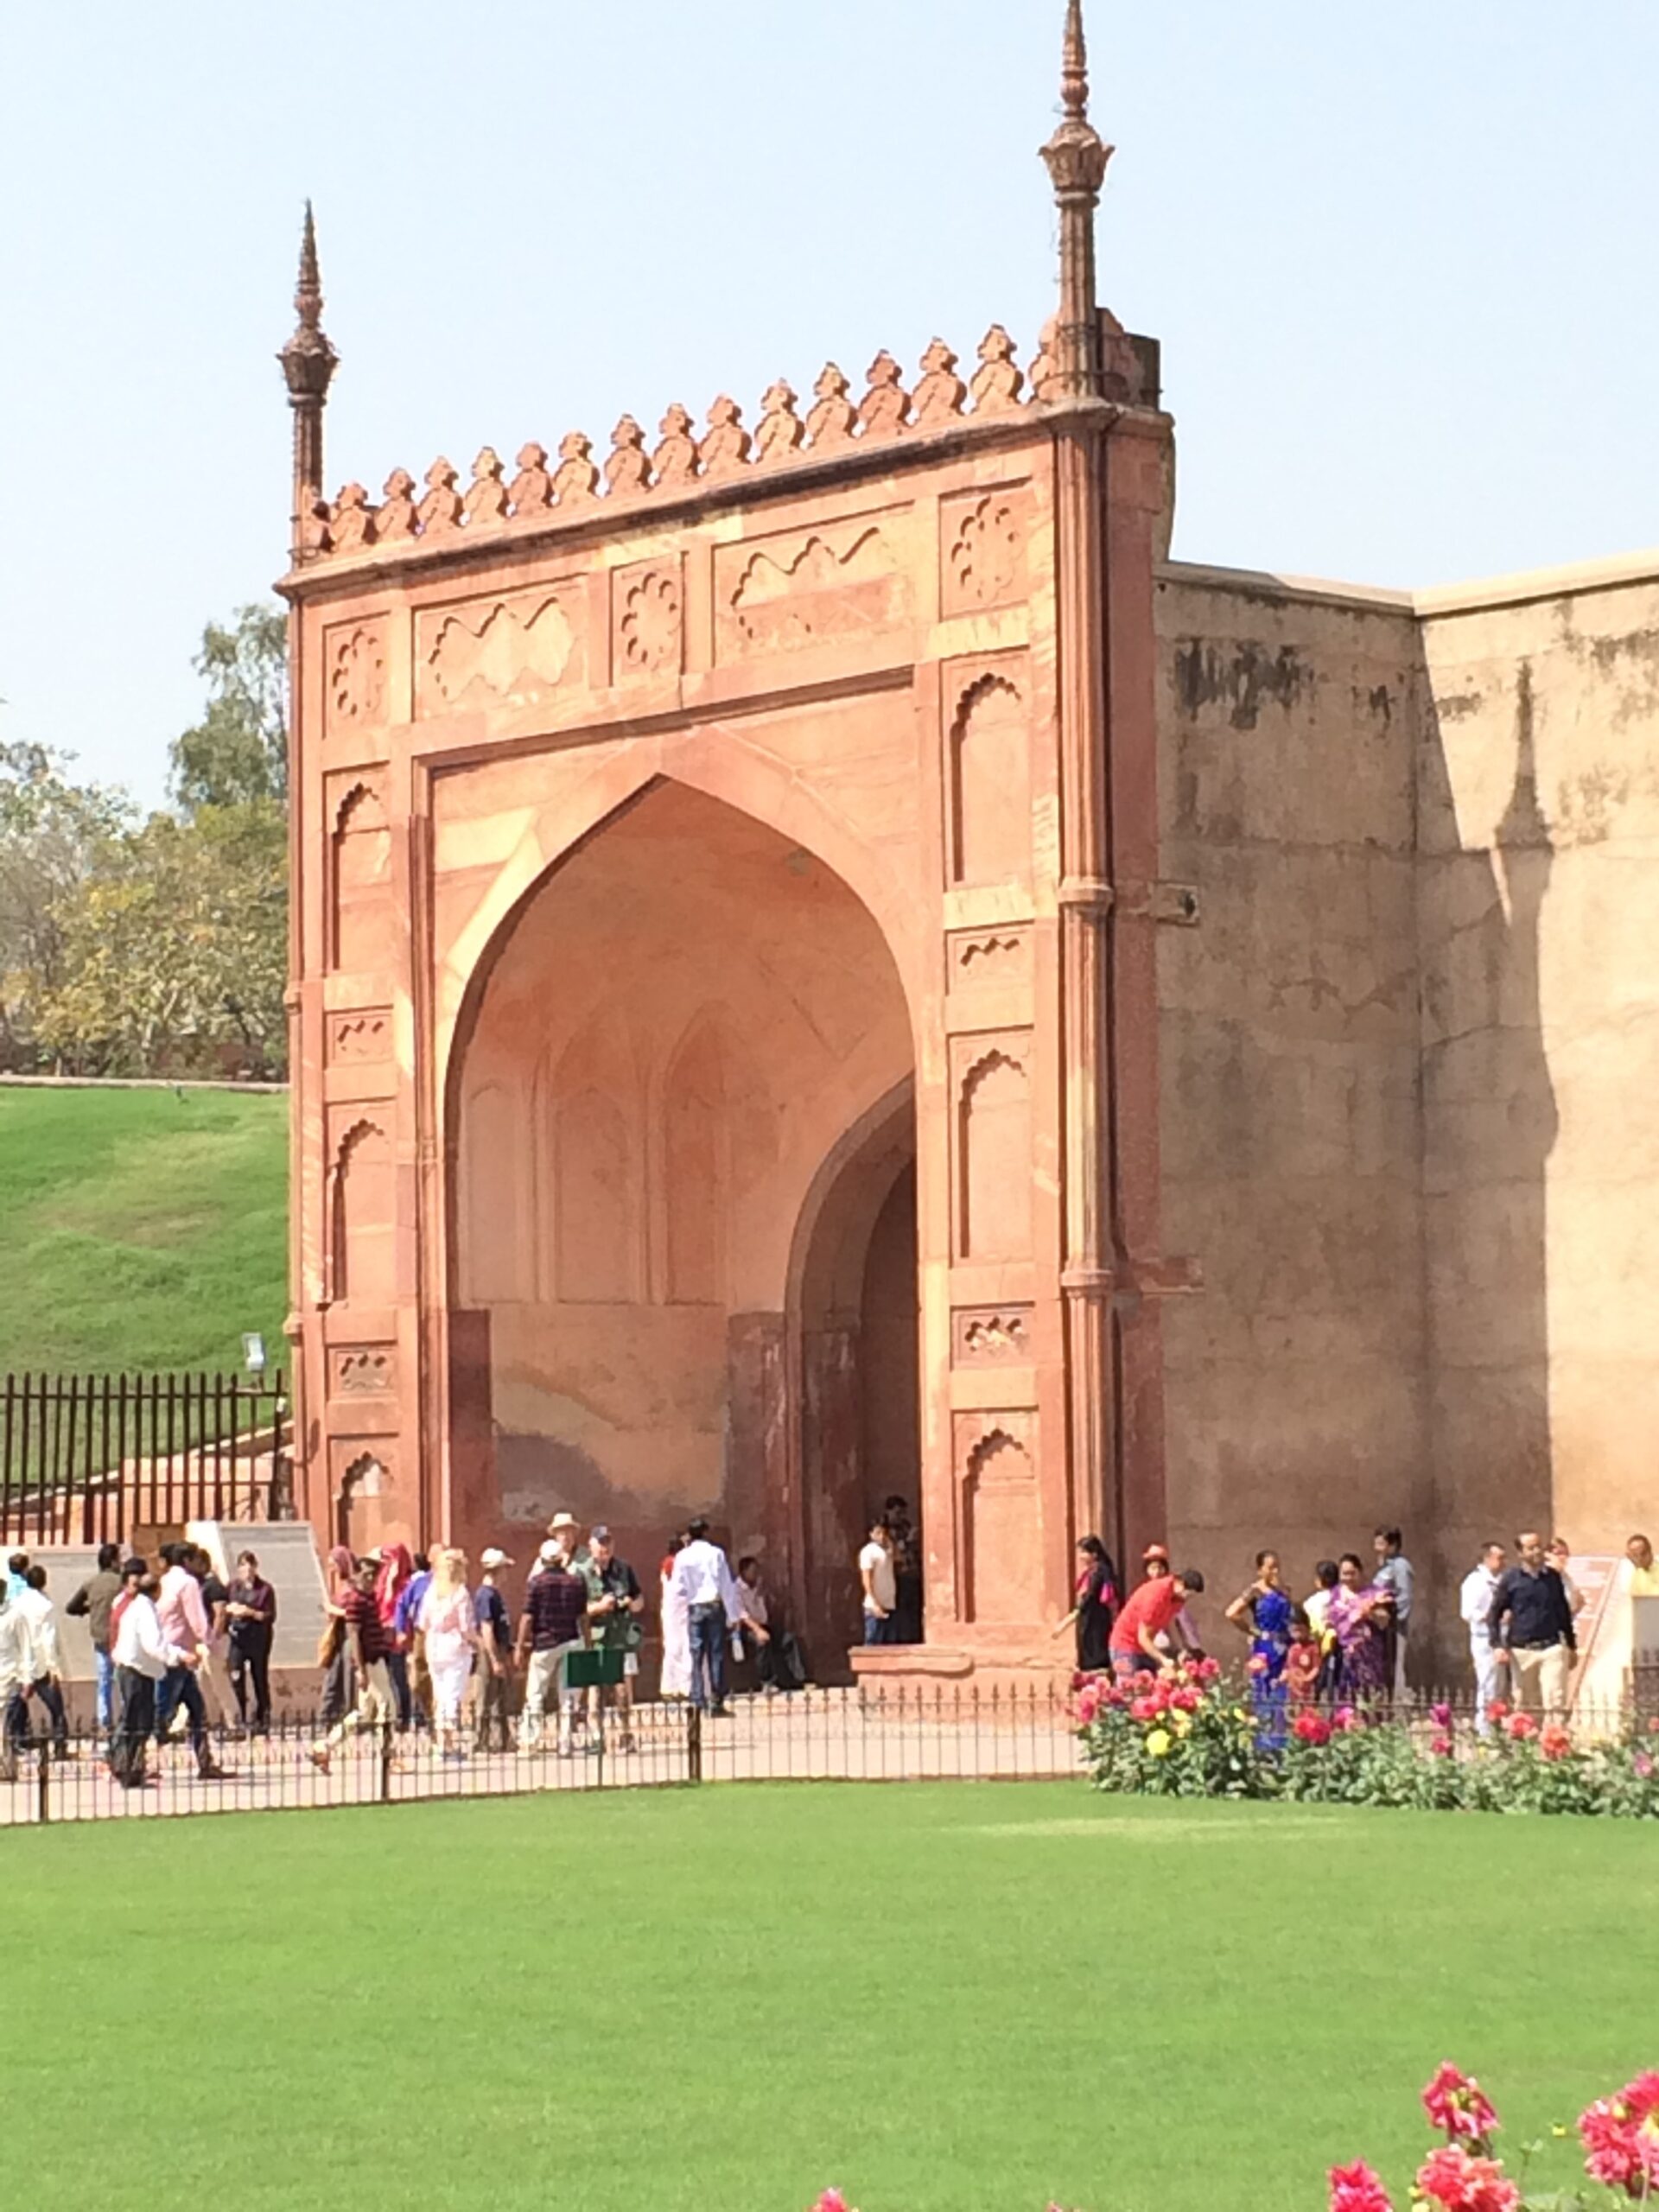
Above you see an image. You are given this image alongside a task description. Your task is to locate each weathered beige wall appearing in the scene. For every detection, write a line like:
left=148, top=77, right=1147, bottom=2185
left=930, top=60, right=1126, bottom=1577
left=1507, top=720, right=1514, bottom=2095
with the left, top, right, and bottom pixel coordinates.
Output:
left=1418, top=563, right=1659, bottom=1609
left=1155, top=552, right=1659, bottom=1676
left=1154, top=565, right=1428, bottom=1628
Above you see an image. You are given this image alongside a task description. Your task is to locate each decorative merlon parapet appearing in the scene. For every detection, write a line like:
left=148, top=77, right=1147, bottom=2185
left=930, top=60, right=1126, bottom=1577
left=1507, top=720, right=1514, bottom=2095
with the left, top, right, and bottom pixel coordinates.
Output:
left=297, top=317, right=1160, bottom=569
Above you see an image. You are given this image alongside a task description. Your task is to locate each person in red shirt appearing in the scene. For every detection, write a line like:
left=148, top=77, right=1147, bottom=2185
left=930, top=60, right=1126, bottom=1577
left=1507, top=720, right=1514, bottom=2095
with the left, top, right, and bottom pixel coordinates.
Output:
left=1109, top=1566, right=1205, bottom=1681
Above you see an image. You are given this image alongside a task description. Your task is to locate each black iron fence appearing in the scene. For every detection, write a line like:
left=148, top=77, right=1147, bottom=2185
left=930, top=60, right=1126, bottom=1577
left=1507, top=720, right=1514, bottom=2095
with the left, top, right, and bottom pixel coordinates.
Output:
left=0, top=1372, right=290, bottom=1548
left=0, top=1682, right=1081, bottom=1827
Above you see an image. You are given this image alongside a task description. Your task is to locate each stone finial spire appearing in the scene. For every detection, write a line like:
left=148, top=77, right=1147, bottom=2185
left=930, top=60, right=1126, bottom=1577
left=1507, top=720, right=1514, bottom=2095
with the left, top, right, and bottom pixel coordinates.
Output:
left=278, top=201, right=338, bottom=559
left=1039, top=0, right=1113, bottom=401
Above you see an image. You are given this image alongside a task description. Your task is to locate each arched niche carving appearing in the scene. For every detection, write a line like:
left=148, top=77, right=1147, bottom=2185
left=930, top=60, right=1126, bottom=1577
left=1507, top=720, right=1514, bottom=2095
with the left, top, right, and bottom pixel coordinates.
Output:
left=962, top=1423, right=1038, bottom=1624
left=459, top=1078, right=525, bottom=1303
left=331, top=779, right=392, bottom=974
left=949, top=670, right=1030, bottom=887
left=335, top=1450, right=387, bottom=1553
left=327, top=1117, right=395, bottom=1306
left=956, top=1044, right=1032, bottom=1262
left=549, top=1020, right=639, bottom=1305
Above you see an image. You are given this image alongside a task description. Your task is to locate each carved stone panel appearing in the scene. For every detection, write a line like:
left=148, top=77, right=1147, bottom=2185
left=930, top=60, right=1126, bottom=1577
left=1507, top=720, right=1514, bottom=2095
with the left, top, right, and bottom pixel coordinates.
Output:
left=416, top=585, right=582, bottom=715
left=324, top=616, right=389, bottom=736
left=326, top=1007, right=392, bottom=1066
left=946, top=658, right=1032, bottom=888
left=952, top=1306, right=1034, bottom=1364
left=946, top=926, right=1032, bottom=995
left=940, top=486, right=1031, bottom=618
left=951, top=1030, right=1033, bottom=1262
left=714, top=511, right=910, bottom=663
left=955, top=1410, right=1039, bottom=1624
left=612, top=555, right=685, bottom=680
left=331, top=1344, right=397, bottom=1397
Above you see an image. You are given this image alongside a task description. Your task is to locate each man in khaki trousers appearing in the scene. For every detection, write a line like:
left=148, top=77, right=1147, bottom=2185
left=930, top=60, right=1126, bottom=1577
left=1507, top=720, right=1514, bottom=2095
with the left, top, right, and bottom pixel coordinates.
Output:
left=1489, top=1531, right=1577, bottom=1721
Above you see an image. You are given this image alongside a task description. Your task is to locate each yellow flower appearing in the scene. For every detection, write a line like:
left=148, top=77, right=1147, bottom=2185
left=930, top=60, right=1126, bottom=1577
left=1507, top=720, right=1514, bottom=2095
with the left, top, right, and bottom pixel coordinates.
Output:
left=1172, top=1709, right=1192, bottom=1738
left=1146, top=1727, right=1172, bottom=1758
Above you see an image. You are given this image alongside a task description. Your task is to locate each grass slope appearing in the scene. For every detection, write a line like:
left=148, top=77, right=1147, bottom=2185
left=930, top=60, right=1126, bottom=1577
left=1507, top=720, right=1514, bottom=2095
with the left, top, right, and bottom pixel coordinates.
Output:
left=0, top=1087, right=286, bottom=1375
left=2, top=1783, right=1648, bottom=2212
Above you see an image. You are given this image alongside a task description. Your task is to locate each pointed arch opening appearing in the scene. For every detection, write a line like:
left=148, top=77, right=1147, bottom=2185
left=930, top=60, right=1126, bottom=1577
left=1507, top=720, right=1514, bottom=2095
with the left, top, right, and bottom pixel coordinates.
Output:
left=446, top=778, right=914, bottom=1660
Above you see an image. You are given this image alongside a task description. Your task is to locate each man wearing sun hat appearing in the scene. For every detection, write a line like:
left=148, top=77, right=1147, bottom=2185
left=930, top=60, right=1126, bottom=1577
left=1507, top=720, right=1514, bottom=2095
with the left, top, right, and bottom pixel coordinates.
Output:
left=472, top=1546, right=515, bottom=1752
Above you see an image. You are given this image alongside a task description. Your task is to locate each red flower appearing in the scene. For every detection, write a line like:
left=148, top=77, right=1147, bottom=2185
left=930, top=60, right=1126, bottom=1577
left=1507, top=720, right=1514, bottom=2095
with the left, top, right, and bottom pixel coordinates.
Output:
left=1539, top=1723, right=1571, bottom=1761
left=1294, top=1710, right=1332, bottom=1747
left=1648, top=1715, right=1659, bottom=1735
left=1195, top=1655, right=1222, bottom=1684
left=1422, top=2063, right=1499, bottom=2145
left=1415, top=2145, right=1518, bottom=2212
left=1580, top=2082, right=1659, bottom=2197
left=1169, top=1686, right=1200, bottom=1713
left=1103, top=1683, right=1126, bottom=1708
left=1430, top=1732, right=1454, bottom=1758
left=1128, top=1695, right=1159, bottom=1723
left=1327, top=2159, right=1393, bottom=2212
left=1485, top=1699, right=1509, bottom=1723
left=1504, top=1712, right=1537, bottom=1742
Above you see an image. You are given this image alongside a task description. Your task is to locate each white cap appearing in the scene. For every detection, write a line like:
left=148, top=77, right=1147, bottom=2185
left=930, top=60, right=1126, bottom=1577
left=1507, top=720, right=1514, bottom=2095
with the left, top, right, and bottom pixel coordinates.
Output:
left=480, top=1547, right=513, bottom=1569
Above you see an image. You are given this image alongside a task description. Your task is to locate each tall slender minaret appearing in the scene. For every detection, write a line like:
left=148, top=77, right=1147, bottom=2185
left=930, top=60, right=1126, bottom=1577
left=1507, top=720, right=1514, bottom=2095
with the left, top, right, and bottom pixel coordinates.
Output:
left=1042, top=0, right=1120, bottom=1558
left=277, top=202, right=338, bottom=562
left=1039, top=0, right=1113, bottom=401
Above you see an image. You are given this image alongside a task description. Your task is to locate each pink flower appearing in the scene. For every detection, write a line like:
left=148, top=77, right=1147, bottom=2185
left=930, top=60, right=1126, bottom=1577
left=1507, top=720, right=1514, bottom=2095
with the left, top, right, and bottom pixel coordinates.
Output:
left=812, top=2193, right=850, bottom=2212
left=1580, top=2082, right=1659, bottom=2197
left=1075, top=1682, right=1103, bottom=1725
left=1169, top=1686, right=1200, bottom=1713
left=1486, top=1699, right=1509, bottom=1723
left=1540, top=1723, right=1571, bottom=1762
left=1415, top=2145, right=1518, bottom=2212
left=1128, top=1695, right=1159, bottom=1723
left=1504, top=1712, right=1537, bottom=1742
left=1103, top=1683, right=1126, bottom=1708
left=1294, top=1710, right=1332, bottom=1747
left=1327, top=2159, right=1393, bottom=2212
left=1431, top=1732, right=1454, bottom=1758
left=1430, top=1700, right=1452, bottom=1727
left=1332, top=1705, right=1360, bottom=1732
left=1422, top=2063, right=1499, bottom=2145
left=1196, top=1655, right=1222, bottom=1685
left=1634, top=1751, right=1654, bottom=1780
left=1648, top=1715, right=1659, bottom=1735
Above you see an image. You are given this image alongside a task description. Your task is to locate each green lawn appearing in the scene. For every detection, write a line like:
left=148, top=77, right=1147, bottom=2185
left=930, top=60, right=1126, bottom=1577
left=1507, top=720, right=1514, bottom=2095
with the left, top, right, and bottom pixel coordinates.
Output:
left=0, top=1086, right=287, bottom=1374
left=2, top=1783, right=1648, bottom=2211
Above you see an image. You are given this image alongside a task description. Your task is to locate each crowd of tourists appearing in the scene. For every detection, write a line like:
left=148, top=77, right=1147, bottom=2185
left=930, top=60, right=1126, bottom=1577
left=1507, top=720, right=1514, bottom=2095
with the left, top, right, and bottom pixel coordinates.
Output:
left=1058, top=1525, right=1659, bottom=1731
left=3, top=1512, right=1653, bottom=1787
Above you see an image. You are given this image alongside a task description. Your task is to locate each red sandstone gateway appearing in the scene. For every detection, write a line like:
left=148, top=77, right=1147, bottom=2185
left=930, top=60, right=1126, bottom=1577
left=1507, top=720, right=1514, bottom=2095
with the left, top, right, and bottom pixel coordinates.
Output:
left=277, top=3, right=1196, bottom=1683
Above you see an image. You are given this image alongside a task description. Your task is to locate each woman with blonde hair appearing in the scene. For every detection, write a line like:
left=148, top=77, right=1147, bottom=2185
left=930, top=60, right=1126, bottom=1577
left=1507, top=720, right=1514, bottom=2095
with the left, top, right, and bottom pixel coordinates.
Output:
left=417, top=1548, right=480, bottom=1758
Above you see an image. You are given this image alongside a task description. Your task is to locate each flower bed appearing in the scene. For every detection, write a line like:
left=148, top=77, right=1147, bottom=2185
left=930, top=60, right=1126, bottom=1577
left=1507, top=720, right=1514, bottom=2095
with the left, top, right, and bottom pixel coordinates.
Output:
left=1329, top=2061, right=1659, bottom=2210
left=1075, top=1665, right=1659, bottom=1816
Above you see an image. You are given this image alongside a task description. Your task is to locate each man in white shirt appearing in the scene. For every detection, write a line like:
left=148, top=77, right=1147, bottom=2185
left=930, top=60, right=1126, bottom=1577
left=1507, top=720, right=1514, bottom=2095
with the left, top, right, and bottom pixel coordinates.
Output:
left=1460, top=1541, right=1507, bottom=1732
left=0, top=1589, right=40, bottom=1782
left=111, top=1567, right=194, bottom=1789
left=670, top=1518, right=766, bottom=1716
left=154, top=1543, right=224, bottom=1777
left=859, top=1521, right=899, bottom=1645
left=10, top=1565, right=69, bottom=1758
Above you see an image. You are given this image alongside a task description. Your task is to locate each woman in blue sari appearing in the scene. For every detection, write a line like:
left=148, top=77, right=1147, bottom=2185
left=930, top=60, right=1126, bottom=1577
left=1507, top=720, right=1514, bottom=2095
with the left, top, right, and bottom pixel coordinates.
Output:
left=1225, top=1549, right=1294, bottom=1749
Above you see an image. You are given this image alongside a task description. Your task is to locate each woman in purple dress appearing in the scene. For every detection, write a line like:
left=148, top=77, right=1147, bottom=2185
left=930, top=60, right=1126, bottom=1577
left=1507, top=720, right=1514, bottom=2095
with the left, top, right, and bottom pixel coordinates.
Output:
left=1326, top=1551, right=1393, bottom=1703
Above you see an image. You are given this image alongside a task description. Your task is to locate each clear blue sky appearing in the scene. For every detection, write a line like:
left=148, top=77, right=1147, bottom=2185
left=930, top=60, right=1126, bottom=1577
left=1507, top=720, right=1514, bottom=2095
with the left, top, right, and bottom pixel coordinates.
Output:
left=2, top=0, right=1654, bottom=804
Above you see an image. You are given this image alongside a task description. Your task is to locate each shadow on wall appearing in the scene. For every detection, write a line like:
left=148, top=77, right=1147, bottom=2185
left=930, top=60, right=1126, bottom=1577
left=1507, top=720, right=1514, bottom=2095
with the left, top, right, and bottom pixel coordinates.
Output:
left=1418, top=656, right=1559, bottom=1652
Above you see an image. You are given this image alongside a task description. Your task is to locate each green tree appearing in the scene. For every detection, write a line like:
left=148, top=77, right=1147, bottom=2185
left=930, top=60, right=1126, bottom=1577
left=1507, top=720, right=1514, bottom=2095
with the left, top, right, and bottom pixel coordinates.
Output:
left=0, top=741, right=132, bottom=1071
left=168, top=603, right=288, bottom=813
left=37, top=798, right=288, bottom=1079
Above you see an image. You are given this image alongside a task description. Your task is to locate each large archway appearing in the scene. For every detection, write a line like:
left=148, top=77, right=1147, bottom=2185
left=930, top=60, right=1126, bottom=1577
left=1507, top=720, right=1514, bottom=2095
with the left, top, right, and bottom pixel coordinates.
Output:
left=448, top=778, right=916, bottom=1663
